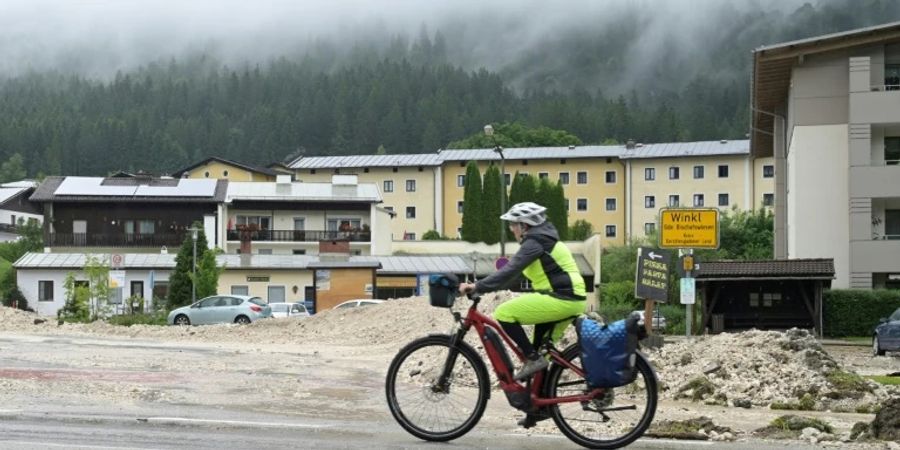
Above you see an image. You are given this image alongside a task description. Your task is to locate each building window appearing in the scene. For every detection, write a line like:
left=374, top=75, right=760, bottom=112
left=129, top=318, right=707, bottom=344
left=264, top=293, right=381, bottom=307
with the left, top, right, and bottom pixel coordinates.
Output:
left=718, top=165, right=729, bottom=178
left=38, top=280, right=53, bottom=302
left=403, top=232, right=416, bottom=240
left=718, top=193, right=729, bottom=207
left=605, top=225, right=617, bottom=238
left=406, top=207, right=416, bottom=219
left=364, top=168, right=370, bottom=173
left=538, top=172, right=549, bottom=180
left=333, top=168, right=340, bottom=174
left=393, top=167, right=399, bottom=173
left=577, top=198, right=588, bottom=211
left=405, top=180, right=416, bottom=192
left=605, top=198, right=616, bottom=211
left=457, top=201, right=464, bottom=213
left=886, top=137, right=900, bottom=165
left=886, top=64, right=900, bottom=90
left=236, top=215, right=271, bottom=230
left=577, top=171, right=588, bottom=184
left=203, top=171, right=210, bottom=178
left=522, top=159, right=529, bottom=166
left=605, top=171, right=616, bottom=183
left=669, top=167, right=680, bottom=180
left=383, top=180, right=393, bottom=193
left=560, top=158, right=567, bottom=164
left=504, top=173, right=511, bottom=186
left=644, top=168, right=655, bottom=181
left=559, top=172, right=570, bottom=185
left=693, top=166, right=704, bottom=179
left=763, top=165, right=775, bottom=178
left=644, top=196, right=655, bottom=208
left=693, top=194, right=705, bottom=207
left=644, top=223, right=656, bottom=235
left=231, top=285, right=249, bottom=296
left=223, top=170, right=229, bottom=177
left=457, top=175, right=465, bottom=187
left=668, top=195, right=680, bottom=207
left=565, top=199, right=570, bottom=211
left=763, top=193, right=774, bottom=207
left=292, top=249, right=306, bottom=255
left=310, top=169, right=316, bottom=175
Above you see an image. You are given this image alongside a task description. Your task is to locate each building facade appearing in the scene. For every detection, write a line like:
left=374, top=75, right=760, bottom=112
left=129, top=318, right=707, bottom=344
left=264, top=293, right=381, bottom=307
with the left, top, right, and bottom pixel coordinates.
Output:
left=752, top=21, right=900, bottom=288
left=288, top=154, right=442, bottom=241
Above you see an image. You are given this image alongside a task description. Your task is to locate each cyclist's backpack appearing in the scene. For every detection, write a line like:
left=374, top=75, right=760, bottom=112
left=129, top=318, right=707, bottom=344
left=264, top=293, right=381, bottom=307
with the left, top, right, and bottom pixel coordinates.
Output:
left=575, top=313, right=643, bottom=388
left=428, top=273, right=459, bottom=308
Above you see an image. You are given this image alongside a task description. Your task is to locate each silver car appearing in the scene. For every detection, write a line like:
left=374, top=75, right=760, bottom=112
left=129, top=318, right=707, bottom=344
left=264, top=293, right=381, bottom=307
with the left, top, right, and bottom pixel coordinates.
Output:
left=269, top=302, right=310, bottom=319
left=167, top=295, right=272, bottom=326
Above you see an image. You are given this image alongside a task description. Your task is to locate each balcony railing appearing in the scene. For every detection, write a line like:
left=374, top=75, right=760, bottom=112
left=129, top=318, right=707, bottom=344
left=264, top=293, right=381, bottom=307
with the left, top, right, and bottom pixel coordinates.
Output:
left=226, top=229, right=371, bottom=242
left=48, top=232, right=188, bottom=248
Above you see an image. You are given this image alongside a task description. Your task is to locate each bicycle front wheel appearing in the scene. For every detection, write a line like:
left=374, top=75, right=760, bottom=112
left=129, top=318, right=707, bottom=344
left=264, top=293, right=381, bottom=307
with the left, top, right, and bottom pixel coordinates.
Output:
left=546, top=345, right=657, bottom=449
left=385, top=334, right=490, bottom=442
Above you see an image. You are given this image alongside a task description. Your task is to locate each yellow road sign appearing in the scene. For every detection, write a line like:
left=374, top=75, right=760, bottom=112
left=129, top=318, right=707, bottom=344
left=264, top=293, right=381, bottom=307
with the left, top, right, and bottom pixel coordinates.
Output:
left=659, top=208, right=720, bottom=249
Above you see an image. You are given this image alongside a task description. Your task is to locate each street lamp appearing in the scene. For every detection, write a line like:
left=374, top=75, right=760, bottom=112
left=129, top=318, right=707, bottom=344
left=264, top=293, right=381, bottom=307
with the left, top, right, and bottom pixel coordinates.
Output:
left=484, top=124, right=506, bottom=257
left=189, top=227, right=199, bottom=304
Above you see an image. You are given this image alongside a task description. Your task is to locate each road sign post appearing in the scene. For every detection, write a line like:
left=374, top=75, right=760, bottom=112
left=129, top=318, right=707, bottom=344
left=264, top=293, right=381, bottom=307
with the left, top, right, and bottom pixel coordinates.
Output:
left=634, top=247, right=671, bottom=302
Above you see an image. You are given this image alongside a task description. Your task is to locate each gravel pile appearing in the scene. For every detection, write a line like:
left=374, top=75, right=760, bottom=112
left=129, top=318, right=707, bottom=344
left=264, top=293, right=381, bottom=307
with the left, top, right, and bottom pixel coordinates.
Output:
left=2, top=301, right=895, bottom=414
left=645, top=328, right=897, bottom=411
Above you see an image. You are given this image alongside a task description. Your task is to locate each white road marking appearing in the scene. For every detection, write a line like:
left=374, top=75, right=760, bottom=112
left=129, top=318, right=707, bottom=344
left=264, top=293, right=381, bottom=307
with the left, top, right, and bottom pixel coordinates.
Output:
left=0, top=441, right=153, bottom=450
left=142, top=417, right=332, bottom=429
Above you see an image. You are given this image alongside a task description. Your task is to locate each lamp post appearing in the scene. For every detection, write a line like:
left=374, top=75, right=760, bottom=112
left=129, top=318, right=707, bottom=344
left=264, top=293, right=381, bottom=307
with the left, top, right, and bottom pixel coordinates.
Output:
left=190, top=227, right=199, bottom=304
left=484, top=124, right=506, bottom=257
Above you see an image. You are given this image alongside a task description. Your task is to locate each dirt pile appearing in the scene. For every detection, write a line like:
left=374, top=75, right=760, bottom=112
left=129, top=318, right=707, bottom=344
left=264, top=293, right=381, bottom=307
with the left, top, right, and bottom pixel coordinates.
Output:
left=645, top=328, right=897, bottom=411
left=0, top=293, right=519, bottom=348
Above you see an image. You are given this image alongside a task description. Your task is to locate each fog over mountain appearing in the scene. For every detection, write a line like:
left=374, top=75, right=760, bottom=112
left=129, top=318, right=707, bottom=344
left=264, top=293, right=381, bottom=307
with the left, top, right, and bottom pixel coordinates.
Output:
left=1, top=0, right=885, bottom=94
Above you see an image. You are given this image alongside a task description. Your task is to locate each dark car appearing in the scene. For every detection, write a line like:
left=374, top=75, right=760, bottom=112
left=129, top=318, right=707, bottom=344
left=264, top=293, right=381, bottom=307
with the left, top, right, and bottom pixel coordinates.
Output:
left=874, top=307, right=900, bottom=356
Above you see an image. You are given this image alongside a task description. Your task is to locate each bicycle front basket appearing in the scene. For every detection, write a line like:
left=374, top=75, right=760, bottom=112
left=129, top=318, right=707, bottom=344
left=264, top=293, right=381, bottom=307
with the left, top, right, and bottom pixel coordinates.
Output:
left=428, top=273, right=459, bottom=308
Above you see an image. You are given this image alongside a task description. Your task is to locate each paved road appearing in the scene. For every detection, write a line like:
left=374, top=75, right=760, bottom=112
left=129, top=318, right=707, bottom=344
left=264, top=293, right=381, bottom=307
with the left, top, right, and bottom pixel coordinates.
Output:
left=0, top=407, right=835, bottom=450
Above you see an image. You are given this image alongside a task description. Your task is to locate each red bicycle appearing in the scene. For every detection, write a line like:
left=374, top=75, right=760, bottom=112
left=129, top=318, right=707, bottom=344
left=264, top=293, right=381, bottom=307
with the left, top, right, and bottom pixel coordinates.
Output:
left=385, top=292, right=658, bottom=449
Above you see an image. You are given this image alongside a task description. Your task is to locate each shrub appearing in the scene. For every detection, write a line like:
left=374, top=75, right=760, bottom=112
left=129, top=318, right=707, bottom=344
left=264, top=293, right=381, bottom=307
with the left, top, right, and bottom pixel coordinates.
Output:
left=823, top=289, right=900, bottom=337
left=422, top=230, right=445, bottom=240
left=106, top=311, right=167, bottom=326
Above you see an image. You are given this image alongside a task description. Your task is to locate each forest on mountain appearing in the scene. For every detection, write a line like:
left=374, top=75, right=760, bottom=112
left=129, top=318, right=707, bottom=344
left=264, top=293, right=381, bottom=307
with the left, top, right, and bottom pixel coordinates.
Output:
left=0, top=0, right=897, bottom=177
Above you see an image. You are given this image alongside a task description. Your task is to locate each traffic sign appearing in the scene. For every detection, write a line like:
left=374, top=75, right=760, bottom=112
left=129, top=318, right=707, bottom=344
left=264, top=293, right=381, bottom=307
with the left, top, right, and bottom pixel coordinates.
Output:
left=634, top=247, right=671, bottom=302
left=659, top=208, right=720, bottom=249
left=680, top=277, right=696, bottom=305
left=110, top=253, right=124, bottom=269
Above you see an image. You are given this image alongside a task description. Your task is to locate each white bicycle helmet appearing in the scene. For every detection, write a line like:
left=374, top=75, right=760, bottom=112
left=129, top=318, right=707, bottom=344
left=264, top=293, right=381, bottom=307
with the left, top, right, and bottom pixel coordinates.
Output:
left=500, top=202, right=547, bottom=226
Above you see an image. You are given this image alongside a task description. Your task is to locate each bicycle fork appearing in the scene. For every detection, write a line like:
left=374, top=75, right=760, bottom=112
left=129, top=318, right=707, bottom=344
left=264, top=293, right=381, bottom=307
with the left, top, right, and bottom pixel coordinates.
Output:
left=434, top=327, right=469, bottom=393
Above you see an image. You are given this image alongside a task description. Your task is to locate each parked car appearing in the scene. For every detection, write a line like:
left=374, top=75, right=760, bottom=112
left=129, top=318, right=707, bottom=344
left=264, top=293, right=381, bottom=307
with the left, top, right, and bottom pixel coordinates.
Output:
left=168, top=295, right=272, bottom=326
left=632, top=310, right=667, bottom=330
left=333, top=299, right=385, bottom=309
left=873, top=307, right=900, bottom=356
left=269, top=302, right=310, bottom=319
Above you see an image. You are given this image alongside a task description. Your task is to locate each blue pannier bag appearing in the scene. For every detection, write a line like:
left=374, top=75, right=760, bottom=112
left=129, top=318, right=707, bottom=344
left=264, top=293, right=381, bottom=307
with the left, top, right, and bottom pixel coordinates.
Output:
left=575, top=314, right=643, bottom=388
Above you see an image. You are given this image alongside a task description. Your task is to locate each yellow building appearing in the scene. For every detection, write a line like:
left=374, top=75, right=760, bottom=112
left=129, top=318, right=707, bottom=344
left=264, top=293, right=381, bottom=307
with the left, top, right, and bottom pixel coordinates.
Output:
left=288, top=154, right=443, bottom=241
left=622, top=140, right=772, bottom=241
left=175, top=156, right=280, bottom=181
left=437, top=147, right=626, bottom=246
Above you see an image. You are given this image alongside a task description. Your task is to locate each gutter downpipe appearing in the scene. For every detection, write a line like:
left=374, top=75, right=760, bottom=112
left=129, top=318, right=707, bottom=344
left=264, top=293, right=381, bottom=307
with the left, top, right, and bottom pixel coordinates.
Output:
left=752, top=106, right=788, bottom=259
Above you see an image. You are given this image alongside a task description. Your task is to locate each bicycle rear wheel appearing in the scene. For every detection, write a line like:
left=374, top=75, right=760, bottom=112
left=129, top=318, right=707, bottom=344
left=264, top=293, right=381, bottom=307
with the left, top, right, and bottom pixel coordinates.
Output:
left=385, top=334, right=490, bottom=442
left=546, top=345, right=657, bottom=449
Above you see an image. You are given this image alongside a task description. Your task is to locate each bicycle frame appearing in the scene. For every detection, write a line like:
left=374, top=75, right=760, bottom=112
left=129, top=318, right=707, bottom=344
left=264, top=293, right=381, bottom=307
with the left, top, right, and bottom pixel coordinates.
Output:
left=441, top=296, right=605, bottom=409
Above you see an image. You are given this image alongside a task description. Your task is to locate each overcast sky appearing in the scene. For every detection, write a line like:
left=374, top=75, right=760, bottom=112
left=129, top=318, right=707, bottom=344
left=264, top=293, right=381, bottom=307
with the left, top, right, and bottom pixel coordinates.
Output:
left=0, top=0, right=807, bottom=79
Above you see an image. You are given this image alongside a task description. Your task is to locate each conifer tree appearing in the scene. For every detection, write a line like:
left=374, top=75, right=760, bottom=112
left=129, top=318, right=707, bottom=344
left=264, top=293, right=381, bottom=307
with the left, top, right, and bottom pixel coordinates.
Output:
left=167, top=226, right=209, bottom=309
left=481, top=164, right=502, bottom=245
left=460, top=162, right=483, bottom=242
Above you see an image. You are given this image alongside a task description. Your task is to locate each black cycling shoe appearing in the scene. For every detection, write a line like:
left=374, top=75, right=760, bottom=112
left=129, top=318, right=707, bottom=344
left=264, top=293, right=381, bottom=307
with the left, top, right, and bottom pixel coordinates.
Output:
left=517, top=411, right=550, bottom=429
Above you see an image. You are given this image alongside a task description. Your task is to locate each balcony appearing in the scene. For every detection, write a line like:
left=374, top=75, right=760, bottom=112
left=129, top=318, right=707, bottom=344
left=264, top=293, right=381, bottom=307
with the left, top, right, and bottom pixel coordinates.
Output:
left=48, top=232, right=188, bottom=248
left=226, top=229, right=371, bottom=242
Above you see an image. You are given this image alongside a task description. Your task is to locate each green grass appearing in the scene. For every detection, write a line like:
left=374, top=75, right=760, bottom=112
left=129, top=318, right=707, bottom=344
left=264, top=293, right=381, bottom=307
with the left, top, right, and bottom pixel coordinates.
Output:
left=839, top=336, right=872, bottom=344
left=866, top=375, right=900, bottom=386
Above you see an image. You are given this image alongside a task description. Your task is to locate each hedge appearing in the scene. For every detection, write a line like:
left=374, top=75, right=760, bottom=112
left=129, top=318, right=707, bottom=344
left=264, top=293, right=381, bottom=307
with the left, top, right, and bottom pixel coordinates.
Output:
left=824, top=289, right=900, bottom=337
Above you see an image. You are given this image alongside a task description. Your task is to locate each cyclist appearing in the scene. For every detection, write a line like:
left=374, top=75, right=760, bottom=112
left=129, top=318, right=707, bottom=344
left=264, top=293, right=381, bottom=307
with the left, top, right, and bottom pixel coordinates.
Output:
left=458, top=202, right=587, bottom=381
